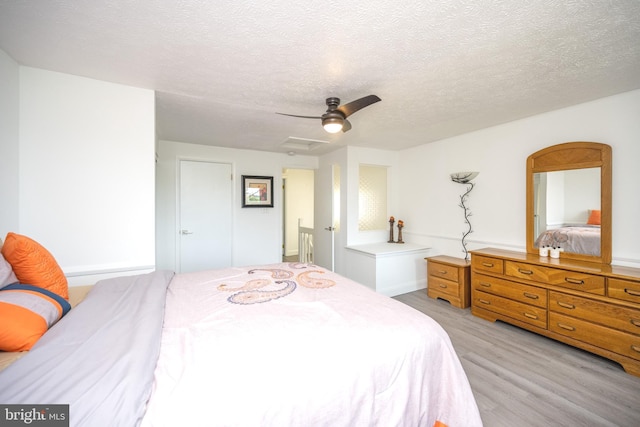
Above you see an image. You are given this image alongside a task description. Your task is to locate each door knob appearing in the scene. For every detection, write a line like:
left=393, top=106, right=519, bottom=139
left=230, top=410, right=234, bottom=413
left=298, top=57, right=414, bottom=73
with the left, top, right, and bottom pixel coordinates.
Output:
left=181, top=229, right=193, bottom=235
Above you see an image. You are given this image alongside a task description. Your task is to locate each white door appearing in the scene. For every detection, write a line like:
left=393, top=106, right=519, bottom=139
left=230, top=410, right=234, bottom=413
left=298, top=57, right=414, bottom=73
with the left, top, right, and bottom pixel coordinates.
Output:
left=314, top=163, right=339, bottom=271
left=179, top=160, right=233, bottom=272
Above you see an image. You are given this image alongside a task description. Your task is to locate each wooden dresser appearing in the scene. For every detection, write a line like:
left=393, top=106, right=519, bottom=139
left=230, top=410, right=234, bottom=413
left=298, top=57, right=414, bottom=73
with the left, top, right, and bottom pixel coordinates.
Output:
left=470, top=248, right=640, bottom=376
left=426, top=255, right=471, bottom=308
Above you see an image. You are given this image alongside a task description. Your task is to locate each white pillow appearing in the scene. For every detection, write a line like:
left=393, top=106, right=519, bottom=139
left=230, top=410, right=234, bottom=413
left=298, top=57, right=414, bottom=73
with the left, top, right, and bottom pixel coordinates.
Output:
left=0, top=251, right=19, bottom=289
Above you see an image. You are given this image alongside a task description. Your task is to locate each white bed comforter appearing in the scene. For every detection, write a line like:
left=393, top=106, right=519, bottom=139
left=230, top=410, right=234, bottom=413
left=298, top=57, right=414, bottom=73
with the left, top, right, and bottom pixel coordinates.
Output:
left=141, top=263, right=482, bottom=427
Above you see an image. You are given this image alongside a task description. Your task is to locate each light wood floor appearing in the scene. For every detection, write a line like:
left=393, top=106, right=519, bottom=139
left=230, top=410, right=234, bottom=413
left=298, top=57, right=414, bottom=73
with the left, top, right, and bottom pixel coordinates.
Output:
left=393, top=290, right=640, bottom=427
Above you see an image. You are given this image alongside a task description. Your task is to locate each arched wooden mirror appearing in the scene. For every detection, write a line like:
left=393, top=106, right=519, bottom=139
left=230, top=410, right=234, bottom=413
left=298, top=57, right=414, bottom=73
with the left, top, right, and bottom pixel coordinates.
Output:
left=526, top=141, right=612, bottom=264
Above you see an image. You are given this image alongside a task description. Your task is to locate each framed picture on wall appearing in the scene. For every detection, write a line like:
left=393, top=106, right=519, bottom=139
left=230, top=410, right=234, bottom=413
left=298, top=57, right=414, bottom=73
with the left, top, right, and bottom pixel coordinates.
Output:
left=241, top=175, right=274, bottom=208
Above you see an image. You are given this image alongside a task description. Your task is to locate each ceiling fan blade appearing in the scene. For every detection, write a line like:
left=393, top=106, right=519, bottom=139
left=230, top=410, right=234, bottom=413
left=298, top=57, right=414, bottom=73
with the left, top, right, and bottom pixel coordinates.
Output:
left=276, top=112, right=321, bottom=119
left=337, top=95, right=381, bottom=118
left=342, top=119, right=352, bottom=132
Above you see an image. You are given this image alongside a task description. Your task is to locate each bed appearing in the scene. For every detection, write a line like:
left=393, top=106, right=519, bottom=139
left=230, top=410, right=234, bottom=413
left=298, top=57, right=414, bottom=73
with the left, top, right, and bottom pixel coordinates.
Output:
left=534, top=225, right=601, bottom=256
left=0, top=262, right=482, bottom=427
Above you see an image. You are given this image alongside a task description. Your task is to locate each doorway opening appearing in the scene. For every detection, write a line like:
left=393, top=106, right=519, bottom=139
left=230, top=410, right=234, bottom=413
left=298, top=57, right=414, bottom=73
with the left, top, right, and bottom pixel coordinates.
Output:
left=282, top=168, right=314, bottom=262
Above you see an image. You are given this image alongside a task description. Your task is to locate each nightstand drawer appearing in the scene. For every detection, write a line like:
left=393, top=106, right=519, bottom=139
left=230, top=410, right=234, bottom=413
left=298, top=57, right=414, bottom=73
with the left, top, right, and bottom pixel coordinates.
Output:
left=429, top=276, right=460, bottom=298
left=428, top=262, right=459, bottom=282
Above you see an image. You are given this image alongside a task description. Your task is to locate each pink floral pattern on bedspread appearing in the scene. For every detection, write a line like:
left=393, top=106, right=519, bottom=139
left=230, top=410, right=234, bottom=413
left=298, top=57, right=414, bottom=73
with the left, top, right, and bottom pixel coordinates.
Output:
left=217, top=263, right=335, bottom=304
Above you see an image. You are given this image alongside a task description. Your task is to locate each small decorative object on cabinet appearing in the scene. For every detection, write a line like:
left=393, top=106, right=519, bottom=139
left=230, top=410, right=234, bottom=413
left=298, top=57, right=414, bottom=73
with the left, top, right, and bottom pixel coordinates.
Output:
left=397, top=220, right=405, bottom=243
left=426, top=255, right=471, bottom=308
left=470, top=247, right=640, bottom=376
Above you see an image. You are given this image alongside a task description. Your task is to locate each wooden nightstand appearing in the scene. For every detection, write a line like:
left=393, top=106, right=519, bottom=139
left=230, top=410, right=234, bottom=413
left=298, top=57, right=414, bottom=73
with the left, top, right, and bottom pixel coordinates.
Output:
left=426, top=255, right=471, bottom=308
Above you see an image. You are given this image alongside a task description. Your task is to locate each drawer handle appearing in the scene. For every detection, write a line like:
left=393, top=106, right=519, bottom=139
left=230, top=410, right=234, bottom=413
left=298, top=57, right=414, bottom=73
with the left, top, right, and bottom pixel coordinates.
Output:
left=523, top=312, right=538, bottom=320
left=557, top=322, right=576, bottom=331
left=479, top=282, right=492, bottom=288
left=438, top=270, right=447, bottom=275
left=565, top=277, right=585, bottom=285
left=439, top=284, right=448, bottom=289
left=557, top=301, right=575, bottom=310
left=482, top=262, right=494, bottom=268
left=631, top=319, right=640, bottom=328
left=523, top=292, right=539, bottom=300
left=479, top=299, right=491, bottom=305
left=518, top=268, right=534, bottom=275
left=625, top=288, right=640, bottom=297
left=632, top=345, right=640, bottom=353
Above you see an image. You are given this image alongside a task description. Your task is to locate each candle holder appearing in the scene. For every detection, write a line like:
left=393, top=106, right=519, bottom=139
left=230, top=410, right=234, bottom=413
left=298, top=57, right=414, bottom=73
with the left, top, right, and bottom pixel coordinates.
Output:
left=388, top=216, right=395, bottom=243
left=397, top=220, right=404, bottom=244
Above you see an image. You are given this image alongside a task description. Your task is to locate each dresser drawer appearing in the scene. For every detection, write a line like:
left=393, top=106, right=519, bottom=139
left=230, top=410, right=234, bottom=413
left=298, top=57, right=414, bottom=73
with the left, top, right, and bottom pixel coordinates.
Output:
left=473, top=273, right=547, bottom=308
left=428, top=261, right=459, bottom=282
left=505, top=261, right=605, bottom=295
left=473, top=290, right=547, bottom=329
left=472, top=255, right=504, bottom=275
left=550, top=291, right=640, bottom=336
left=550, top=312, right=640, bottom=362
left=608, top=278, right=640, bottom=305
left=428, top=276, right=460, bottom=298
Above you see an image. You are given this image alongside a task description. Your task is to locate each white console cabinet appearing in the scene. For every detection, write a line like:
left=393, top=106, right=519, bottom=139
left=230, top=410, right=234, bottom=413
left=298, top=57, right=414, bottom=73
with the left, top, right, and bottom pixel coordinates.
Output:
left=345, top=243, right=431, bottom=297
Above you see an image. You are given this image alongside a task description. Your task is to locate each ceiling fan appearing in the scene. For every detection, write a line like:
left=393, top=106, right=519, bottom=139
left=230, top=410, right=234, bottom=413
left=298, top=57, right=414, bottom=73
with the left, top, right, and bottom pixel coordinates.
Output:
left=277, top=95, right=381, bottom=133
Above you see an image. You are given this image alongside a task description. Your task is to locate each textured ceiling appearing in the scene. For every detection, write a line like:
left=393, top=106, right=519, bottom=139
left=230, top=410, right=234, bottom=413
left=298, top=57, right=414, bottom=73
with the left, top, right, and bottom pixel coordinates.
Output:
left=1, top=0, right=639, bottom=155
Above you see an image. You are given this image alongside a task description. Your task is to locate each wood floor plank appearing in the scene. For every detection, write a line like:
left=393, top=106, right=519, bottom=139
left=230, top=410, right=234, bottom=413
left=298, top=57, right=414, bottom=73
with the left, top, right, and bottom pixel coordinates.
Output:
left=393, top=291, right=640, bottom=426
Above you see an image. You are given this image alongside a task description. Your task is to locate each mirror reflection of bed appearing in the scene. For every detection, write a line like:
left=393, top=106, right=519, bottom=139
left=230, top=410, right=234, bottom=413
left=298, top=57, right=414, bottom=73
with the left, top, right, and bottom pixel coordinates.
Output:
left=532, top=167, right=601, bottom=258
left=533, top=167, right=601, bottom=256
left=534, top=221, right=600, bottom=256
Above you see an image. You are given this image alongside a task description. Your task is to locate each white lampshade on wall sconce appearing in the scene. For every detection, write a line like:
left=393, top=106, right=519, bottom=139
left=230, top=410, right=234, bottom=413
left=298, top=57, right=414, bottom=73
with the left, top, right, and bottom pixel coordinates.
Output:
left=450, top=171, right=479, bottom=260
left=450, top=171, right=479, bottom=184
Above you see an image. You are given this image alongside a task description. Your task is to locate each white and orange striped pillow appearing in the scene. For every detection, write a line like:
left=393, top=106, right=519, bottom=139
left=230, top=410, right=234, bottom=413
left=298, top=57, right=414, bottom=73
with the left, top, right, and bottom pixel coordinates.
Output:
left=0, top=284, right=71, bottom=351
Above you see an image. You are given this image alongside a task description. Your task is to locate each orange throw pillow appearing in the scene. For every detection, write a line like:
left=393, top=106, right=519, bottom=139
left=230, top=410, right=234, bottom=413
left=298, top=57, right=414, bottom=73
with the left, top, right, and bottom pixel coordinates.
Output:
left=1, top=233, right=69, bottom=300
left=587, top=209, right=601, bottom=226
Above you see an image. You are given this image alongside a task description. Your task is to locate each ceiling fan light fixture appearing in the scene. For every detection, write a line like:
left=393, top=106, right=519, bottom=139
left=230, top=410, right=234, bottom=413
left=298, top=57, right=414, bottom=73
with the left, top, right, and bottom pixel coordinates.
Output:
left=322, top=117, right=344, bottom=133
left=277, top=95, right=380, bottom=134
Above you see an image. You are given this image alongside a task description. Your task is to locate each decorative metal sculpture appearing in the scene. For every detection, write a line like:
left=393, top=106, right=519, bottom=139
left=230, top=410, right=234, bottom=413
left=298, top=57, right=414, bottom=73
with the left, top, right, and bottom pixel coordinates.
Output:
left=450, top=172, right=479, bottom=260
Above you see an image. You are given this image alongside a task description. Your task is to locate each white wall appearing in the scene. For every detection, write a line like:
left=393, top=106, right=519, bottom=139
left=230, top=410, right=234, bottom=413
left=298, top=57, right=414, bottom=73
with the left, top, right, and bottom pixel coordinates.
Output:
left=0, top=50, right=20, bottom=236
left=17, top=67, right=156, bottom=284
left=397, top=89, right=640, bottom=267
left=344, top=146, right=401, bottom=246
left=155, top=140, right=318, bottom=270
left=561, top=168, right=600, bottom=224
